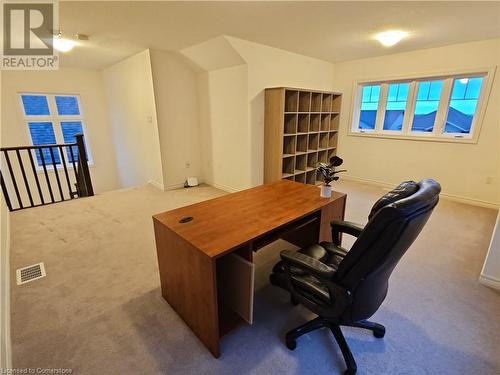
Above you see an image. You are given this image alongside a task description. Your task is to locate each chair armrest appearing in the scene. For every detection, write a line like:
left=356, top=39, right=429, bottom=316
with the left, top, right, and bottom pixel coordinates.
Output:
left=330, top=219, right=364, bottom=246
left=280, top=250, right=335, bottom=280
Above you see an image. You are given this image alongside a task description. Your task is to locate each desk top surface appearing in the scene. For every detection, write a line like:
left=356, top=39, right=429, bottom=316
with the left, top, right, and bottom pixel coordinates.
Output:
left=153, top=180, right=346, bottom=258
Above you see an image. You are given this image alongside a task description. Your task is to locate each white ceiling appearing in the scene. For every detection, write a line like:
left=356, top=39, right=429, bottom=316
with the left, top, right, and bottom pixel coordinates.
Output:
left=59, top=1, right=500, bottom=69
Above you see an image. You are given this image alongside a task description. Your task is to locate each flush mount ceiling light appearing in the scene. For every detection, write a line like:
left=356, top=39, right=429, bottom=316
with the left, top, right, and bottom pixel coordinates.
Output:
left=52, top=32, right=89, bottom=53
left=375, top=30, right=409, bottom=47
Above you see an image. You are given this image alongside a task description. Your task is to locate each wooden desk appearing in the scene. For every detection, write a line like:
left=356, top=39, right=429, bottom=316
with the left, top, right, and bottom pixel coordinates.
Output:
left=153, top=180, right=346, bottom=357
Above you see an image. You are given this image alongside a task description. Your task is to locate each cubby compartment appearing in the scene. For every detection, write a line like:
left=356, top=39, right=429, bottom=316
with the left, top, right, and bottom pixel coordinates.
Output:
left=327, top=148, right=337, bottom=160
left=329, top=132, right=338, bottom=148
left=283, top=135, right=296, bottom=156
left=295, top=154, right=307, bottom=173
left=310, top=114, right=320, bottom=132
left=319, top=133, right=329, bottom=150
left=296, top=134, right=308, bottom=153
left=282, top=155, right=295, bottom=177
left=285, top=90, right=298, bottom=112
left=297, top=114, right=309, bottom=133
left=284, top=176, right=294, bottom=181
left=306, top=170, right=316, bottom=185
left=284, top=114, right=297, bottom=134
left=318, top=150, right=328, bottom=164
left=311, top=93, right=322, bottom=112
left=307, top=152, right=318, bottom=169
left=316, top=170, right=323, bottom=184
left=330, top=113, right=340, bottom=131
left=298, top=91, right=311, bottom=112
left=308, top=133, right=318, bottom=151
left=332, top=94, right=342, bottom=113
left=321, top=94, right=332, bottom=112
left=321, top=114, right=330, bottom=132
left=294, top=172, right=306, bottom=184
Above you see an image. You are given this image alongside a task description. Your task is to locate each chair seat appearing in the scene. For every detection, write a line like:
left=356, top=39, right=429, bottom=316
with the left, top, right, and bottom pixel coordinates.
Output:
left=270, top=242, right=348, bottom=303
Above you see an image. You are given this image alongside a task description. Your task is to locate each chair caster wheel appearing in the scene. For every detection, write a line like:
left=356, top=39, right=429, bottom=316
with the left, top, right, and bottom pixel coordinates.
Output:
left=344, top=369, right=356, bottom=375
left=373, top=328, right=385, bottom=338
left=285, top=338, right=297, bottom=350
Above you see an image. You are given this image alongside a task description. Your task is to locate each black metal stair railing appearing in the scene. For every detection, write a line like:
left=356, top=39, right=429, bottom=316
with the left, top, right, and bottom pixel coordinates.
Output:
left=0, top=134, right=94, bottom=211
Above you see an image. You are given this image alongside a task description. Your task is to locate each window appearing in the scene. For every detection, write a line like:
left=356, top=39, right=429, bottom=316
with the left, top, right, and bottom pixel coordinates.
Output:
left=383, top=82, right=409, bottom=131
left=351, top=71, right=490, bottom=142
left=19, top=93, right=90, bottom=166
left=359, top=85, right=380, bottom=130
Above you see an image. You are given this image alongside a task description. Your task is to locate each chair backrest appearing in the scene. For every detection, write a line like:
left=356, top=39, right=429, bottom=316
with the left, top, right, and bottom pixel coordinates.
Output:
left=335, top=179, right=441, bottom=322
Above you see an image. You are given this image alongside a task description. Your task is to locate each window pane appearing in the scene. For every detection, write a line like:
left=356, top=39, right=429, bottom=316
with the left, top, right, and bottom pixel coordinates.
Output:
left=21, top=95, right=50, bottom=116
left=55, top=96, right=80, bottom=115
left=28, top=122, right=61, bottom=165
left=61, top=121, right=84, bottom=162
left=383, top=83, right=409, bottom=131
left=359, top=85, right=380, bottom=130
left=444, top=77, right=483, bottom=134
left=411, top=80, right=443, bottom=133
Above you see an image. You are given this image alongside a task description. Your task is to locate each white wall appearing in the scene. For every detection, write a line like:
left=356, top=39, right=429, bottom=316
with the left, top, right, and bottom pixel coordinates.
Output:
left=149, top=50, right=202, bottom=189
left=103, top=50, right=164, bottom=189
left=333, top=38, right=500, bottom=206
left=187, top=36, right=336, bottom=191
left=0, top=198, right=10, bottom=371
left=1, top=68, right=120, bottom=200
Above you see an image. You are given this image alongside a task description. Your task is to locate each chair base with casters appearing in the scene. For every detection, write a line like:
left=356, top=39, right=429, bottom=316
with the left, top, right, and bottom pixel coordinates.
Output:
left=270, top=179, right=441, bottom=375
left=285, top=316, right=385, bottom=375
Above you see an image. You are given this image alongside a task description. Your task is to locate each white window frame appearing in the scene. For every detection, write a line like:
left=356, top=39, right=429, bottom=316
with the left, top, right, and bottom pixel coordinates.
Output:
left=18, top=92, right=93, bottom=169
left=349, top=67, right=496, bottom=144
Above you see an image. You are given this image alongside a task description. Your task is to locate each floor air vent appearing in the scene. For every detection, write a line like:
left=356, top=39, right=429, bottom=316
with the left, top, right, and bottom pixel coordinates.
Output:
left=16, top=263, right=46, bottom=285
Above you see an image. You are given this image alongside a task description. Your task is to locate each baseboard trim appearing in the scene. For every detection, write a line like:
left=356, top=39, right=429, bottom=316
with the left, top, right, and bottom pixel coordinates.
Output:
left=342, top=175, right=499, bottom=209
left=479, top=274, right=500, bottom=291
left=205, top=181, right=240, bottom=193
left=147, top=180, right=165, bottom=191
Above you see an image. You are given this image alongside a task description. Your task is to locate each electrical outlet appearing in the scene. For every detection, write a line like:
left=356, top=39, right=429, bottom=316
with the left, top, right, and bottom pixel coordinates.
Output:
left=486, top=176, right=493, bottom=185
left=185, top=162, right=191, bottom=169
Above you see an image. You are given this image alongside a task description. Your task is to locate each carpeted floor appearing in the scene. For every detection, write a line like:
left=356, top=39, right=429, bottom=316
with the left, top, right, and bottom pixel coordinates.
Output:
left=10, top=181, right=500, bottom=374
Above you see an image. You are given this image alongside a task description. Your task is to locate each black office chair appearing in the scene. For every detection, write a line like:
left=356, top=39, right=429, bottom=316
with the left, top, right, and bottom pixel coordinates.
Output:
left=270, top=179, right=441, bottom=374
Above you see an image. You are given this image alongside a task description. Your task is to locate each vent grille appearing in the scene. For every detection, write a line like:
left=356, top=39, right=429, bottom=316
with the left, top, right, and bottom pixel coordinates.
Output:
left=16, top=263, right=46, bottom=285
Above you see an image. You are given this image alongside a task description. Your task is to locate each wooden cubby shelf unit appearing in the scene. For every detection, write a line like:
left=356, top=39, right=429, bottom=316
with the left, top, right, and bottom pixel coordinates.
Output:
left=265, top=87, right=342, bottom=185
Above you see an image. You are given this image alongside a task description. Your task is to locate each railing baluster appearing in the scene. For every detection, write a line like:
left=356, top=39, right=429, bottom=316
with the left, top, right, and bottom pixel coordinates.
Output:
left=3, top=150, right=23, bottom=209
left=0, top=171, right=13, bottom=211
left=38, top=148, right=55, bottom=203
left=16, top=149, right=34, bottom=207
left=49, top=147, right=64, bottom=201
left=69, top=145, right=79, bottom=198
left=58, top=145, right=73, bottom=199
left=27, top=149, right=44, bottom=205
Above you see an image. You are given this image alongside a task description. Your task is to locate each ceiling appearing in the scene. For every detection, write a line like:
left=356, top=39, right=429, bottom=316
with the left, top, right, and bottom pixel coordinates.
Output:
left=59, top=1, right=500, bottom=69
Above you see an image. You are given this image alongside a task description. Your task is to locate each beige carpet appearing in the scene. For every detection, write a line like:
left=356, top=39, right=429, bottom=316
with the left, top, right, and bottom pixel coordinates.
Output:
left=10, top=181, right=500, bottom=374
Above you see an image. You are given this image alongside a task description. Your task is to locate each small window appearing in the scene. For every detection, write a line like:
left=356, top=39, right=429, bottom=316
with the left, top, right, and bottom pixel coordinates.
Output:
left=411, top=80, right=443, bottom=133
left=351, top=71, right=489, bottom=142
left=444, top=77, right=483, bottom=134
left=383, top=83, right=409, bottom=131
left=19, top=93, right=91, bottom=167
left=359, top=85, right=380, bottom=130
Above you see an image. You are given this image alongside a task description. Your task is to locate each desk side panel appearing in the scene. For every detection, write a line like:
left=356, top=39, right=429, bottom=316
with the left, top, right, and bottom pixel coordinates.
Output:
left=153, top=218, right=220, bottom=357
left=320, top=195, right=346, bottom=242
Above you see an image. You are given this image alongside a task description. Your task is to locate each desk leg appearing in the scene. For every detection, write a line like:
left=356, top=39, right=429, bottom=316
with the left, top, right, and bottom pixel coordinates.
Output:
left=319, top=195, right=346, bottom=242
left=153, top=219, right=221, bottom=357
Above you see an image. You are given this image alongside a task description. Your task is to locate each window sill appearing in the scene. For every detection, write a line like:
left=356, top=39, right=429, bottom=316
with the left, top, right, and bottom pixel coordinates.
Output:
left=348, top=131, right=477, bottom=144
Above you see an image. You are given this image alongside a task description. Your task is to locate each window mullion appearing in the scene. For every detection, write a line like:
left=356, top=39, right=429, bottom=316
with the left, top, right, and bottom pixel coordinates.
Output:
left=375, top=84, right=388, bottom=133
left=402, top=81, right=417, bottom=135
left=433, top=78, right=453, bottom=135
left=48, top=95, right=65, bottom=144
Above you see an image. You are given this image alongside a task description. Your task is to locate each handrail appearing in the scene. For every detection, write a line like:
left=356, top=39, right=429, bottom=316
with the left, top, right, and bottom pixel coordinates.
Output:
left=0, top=134, right=93, bottom=211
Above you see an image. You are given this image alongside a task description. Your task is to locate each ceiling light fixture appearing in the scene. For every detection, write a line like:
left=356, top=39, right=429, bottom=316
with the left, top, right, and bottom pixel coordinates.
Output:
left=375, top=30, right=409, bottom=47
left=53, top=37, right=76, bottom=52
